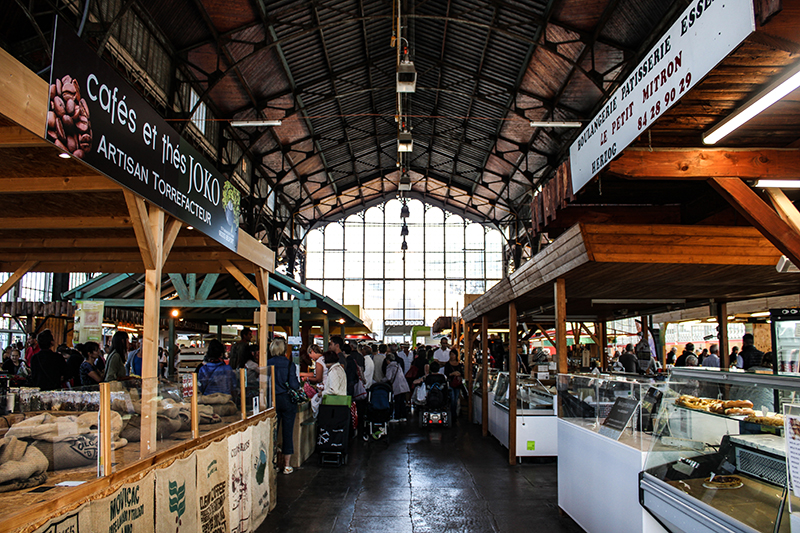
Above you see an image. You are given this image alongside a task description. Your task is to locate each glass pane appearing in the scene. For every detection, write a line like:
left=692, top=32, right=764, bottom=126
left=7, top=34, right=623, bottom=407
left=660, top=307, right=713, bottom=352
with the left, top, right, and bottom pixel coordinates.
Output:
left=344, top=214, right=363, bottom=252
left=344, top=280, right=363, bottom=307
left=446, top=250, right=464, bottom=278
left=426, top=252, right=444, bottom=278
left=385, top=249, right=404, bottom=278
left=306, top=279, right=323, bottom=293
left=364, top=252, right=384, bottom=279
left=325, top=223, right=344, bottom=250
left=467, top=280, right=485, bottom=294
left=364, top=280, right=384, bottom=309
left=446, top=280, right=465, bottom=311
left=306, top=251, right=323, bottom=278
left=405, top=252, right=424, bottom=278
left=344, top=250, right=363, bottom=278
left=385, top=280, right=403, bottom=318
left=465, top=223, right=484, bottom=250
left=324, top=250, right=343, bottom=278
left=324, top=280, right=343, bottom=304
left=426, top=280, right=445, bottom=309
left=466, top=251, right=484, bottom=278
left=486, top=228, right=503, bottom=252
left=486, top=252, right=502, bottom=278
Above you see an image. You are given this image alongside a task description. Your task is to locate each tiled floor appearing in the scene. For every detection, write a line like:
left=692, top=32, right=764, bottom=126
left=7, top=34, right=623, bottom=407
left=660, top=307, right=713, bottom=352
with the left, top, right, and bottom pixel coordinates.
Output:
left=258, top=412, right=585, bottom=533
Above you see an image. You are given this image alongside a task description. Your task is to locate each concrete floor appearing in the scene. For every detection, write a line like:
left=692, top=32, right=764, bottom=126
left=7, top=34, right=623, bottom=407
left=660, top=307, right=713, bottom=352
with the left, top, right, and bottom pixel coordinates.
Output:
left=258, top=412, right=585, bottom=533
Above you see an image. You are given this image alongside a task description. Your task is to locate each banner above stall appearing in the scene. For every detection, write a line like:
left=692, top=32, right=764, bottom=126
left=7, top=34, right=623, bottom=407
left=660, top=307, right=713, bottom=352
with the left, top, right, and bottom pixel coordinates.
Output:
left=47, top=23, right=239, bottom=252
left=568, top=0, right=755, bottom=194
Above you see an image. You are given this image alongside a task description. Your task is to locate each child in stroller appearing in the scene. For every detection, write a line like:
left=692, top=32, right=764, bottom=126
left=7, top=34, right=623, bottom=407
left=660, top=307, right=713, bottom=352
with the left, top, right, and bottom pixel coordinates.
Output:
left=412, top=361, right=451, bottom=428
left=364, top=382, right=394, bottom=440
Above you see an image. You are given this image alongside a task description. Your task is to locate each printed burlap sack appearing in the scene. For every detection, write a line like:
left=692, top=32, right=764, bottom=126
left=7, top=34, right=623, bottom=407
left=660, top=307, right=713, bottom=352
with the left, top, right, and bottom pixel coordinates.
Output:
left=31, top=502, right=90, bottom=533
left=155, top=454, right=199, bottom=533
left=228, top=425, right=253, bottom=533
left=249, top=419, right=271, bottom=529
left=89, top=471, right=154, bottom=533
left=196, top=439, right=230, bottom=533
left=120, top=414, right=182, bottom=442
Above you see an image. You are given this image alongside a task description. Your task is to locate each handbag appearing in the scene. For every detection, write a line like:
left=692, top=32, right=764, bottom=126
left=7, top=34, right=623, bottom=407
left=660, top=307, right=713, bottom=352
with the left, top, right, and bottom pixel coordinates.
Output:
left=450, top=375, right=463, bottom=389
left=405, top=365, right=419, bottom=379
left=285, top=382, right=307, bottom=404
left=303, top=381, right=318, bottom=399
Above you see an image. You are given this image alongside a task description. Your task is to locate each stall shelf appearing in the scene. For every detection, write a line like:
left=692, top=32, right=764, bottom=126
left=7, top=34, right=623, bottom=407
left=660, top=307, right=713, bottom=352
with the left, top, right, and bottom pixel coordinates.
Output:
left=557, top=373, right=670, bottom=533
left=487, top=371, right=558, bottom=456
left=639, top=367, right=796, bottom=533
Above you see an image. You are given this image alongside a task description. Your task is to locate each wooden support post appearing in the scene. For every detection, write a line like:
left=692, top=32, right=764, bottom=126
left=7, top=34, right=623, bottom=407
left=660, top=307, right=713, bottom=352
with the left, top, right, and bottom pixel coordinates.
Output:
left=271, top=365, right=277, bottom=409
left=256, top=268, right=270, bottom=410
left=292, top=300, right=301, bottom=337
left=240, top=368, right=247, bottom=420
left=191, top=374, right=199, bottom=439
left=481, top=315, right=489, bottom=437
left=555, top=278, right=568, bottom=374
left=323, top=315, right=330, bottom=348
left=718, top=303, right=730, bottom=369
left=597, top=322, right=608, bottom=371
left=99, top=382, right=112, bottom=476
left=168, top=317, right=175, bottom=379
left=509, top=301, right=518, bottom=466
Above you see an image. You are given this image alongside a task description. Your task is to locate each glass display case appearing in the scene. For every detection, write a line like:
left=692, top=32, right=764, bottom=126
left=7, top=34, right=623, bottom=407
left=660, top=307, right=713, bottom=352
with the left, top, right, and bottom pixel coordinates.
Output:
left=639, top=367, right=796, bottom=533
left=771, top=308, right=800, bottom=375
left=493, top=376, right=555, bottom=415
left=472, top=367, right=499, bottom=394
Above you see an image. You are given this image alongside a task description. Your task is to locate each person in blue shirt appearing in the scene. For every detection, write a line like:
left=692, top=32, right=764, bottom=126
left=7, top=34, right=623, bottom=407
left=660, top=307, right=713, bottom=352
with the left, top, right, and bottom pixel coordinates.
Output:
left=268, top=336, right=300, bottom=474
left=198, top=340, right=236, bottom=396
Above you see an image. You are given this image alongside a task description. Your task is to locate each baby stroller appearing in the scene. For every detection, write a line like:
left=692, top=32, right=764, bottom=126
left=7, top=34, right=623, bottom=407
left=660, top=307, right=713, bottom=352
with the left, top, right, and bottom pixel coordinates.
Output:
left=364, top=382, right=393, bottom=441
left=417, top=379, right=451, bottom=428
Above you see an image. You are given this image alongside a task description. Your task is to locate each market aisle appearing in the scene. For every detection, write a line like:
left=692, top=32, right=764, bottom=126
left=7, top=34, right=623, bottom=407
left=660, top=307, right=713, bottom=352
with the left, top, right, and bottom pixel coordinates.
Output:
left=258, top=414, right=585, bottom=533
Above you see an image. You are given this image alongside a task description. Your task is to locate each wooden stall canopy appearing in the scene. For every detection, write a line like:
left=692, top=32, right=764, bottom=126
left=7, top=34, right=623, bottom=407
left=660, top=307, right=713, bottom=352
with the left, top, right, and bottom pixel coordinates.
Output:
left=462, top=223, right=800, bottom=324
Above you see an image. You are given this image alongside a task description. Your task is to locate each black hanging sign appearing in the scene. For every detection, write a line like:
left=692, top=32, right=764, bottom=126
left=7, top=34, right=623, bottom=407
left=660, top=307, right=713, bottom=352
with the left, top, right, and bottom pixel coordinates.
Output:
left=47, top=23, right=239, bottom=252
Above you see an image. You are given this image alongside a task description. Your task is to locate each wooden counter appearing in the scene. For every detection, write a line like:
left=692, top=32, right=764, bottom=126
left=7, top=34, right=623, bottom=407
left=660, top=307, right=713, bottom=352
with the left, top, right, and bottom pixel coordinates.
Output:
left=277, top=401, right=317, bottom=467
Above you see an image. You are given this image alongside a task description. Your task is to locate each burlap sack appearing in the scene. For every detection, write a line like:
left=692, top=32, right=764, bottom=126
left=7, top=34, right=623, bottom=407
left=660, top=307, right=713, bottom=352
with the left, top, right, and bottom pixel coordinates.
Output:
left=211, top=401, right=239, bottom=417
left=155, top=454, right=199, bottom=533
left=228, top=426, right=252, bottom=533
left=89, top=471, right=154, bottom=533
left=8, top=412, right=126, bottom=471
left=0, top=471, right=47, bottom=492
left=196, top=440, right=230, bottom=533
left=198, top=393, right=232, bottom=405
left=120, top=414, right=182, bottom=442
left=0, top=436, right=48, bottom=487
left=250, top=419, right=271, bottom=529
left=30, top=502, right=90, bottom=533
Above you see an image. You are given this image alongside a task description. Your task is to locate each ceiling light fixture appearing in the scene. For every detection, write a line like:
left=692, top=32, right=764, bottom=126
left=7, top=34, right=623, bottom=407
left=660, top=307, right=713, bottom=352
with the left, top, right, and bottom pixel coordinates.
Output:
left=58, top=152, right=71, bottom=159
left=398, top=131, right=413, bottom=152
left=400, top=223, right=409, bottom=237
left=397, top=59, right=417, bottom=93
left=754, top=179, right=800, bottom=189
left=750, top=311, right=770, bottom=317
left=530, top=121, right=582, bottom=128
left=703, top=60, right=800, bottom=145
left=401, top=240, right=408, bottom=251
left=230, top=119, right=282, bottom=127
left=400, top=204, right=410, bottom=218
left=399, top=171, right=411, bottom=191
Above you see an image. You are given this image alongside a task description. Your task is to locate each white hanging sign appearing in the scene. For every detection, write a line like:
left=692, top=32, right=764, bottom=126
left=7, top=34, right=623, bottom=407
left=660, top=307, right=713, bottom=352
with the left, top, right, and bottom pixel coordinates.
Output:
left=568, top=0, right=755, bottom=194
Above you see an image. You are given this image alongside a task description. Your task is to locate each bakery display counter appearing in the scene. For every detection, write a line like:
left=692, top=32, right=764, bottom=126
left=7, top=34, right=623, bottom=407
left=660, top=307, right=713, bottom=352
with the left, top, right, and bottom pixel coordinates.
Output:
left=557, top=373, right=670, bottom=533
left=639, top=368, right=797, bottom=533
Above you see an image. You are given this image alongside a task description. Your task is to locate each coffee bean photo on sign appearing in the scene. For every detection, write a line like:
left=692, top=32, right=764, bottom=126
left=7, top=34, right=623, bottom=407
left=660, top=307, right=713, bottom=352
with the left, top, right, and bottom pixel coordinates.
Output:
left=47, top=74, right=93, bottom=159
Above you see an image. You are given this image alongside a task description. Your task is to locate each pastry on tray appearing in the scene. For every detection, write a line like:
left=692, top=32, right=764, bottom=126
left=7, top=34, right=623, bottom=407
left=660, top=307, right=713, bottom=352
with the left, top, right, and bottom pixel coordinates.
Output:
left=703, top=475, right=743, bottom=489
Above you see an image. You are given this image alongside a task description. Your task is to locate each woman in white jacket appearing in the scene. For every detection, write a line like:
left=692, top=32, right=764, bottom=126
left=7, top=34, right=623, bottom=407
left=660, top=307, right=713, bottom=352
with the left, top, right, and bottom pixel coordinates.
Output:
left=323, top=350, right=347, bottom=397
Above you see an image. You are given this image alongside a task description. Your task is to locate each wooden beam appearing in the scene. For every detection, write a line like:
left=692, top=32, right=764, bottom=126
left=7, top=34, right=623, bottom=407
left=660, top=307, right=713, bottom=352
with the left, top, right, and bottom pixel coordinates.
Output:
left=220, top=259, right=260, bottom=300
left=709, top=177, right=800, bottom=268
left=579, top=322, right=600, bottom=346
left=534, top=324, right=557, bottom=351
left=123, top=190, right=157, bottom=270
left=555, top=278, right=568, bottom=374
left=465, top=323, right=472, bottom=421
left=168, top=274, right=190, bottom=301
left=0, top=45, right=48, bottom=134
left=765, top=187, right=800, bottom=234
left=481, top=315, right=489, bottom=437
left=609, top=148, right=800, bottom=179
left=0, top=260, right=38, bottom=299
left=0, top=216, right=132, bottom=230
left=196, top=273, right=219, bottom=300
left=508, top=301, right=517, bottom=466
left=0, top=126, right=49, bottom=147
left=235, top=229, right=275, bottom=273
left=0, top=175, right=119, bottom=193
left=162, top=217, right=183, bottom=267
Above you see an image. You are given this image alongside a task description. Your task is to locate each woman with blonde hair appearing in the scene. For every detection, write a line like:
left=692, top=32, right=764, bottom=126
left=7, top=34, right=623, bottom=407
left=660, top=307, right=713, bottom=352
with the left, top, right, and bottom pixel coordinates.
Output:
left=267, top=337, right=299, bottom=474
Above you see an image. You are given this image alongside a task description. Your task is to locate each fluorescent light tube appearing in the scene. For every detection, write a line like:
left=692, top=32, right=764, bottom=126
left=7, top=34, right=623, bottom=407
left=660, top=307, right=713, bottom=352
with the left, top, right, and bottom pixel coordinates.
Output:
left=755, top=179, right=800, bottom=188
left=230, top=119, right=282, bottom=127
left=530, top=121, right=582, bottom=128
left=703, top=61, right=800, bottom=144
